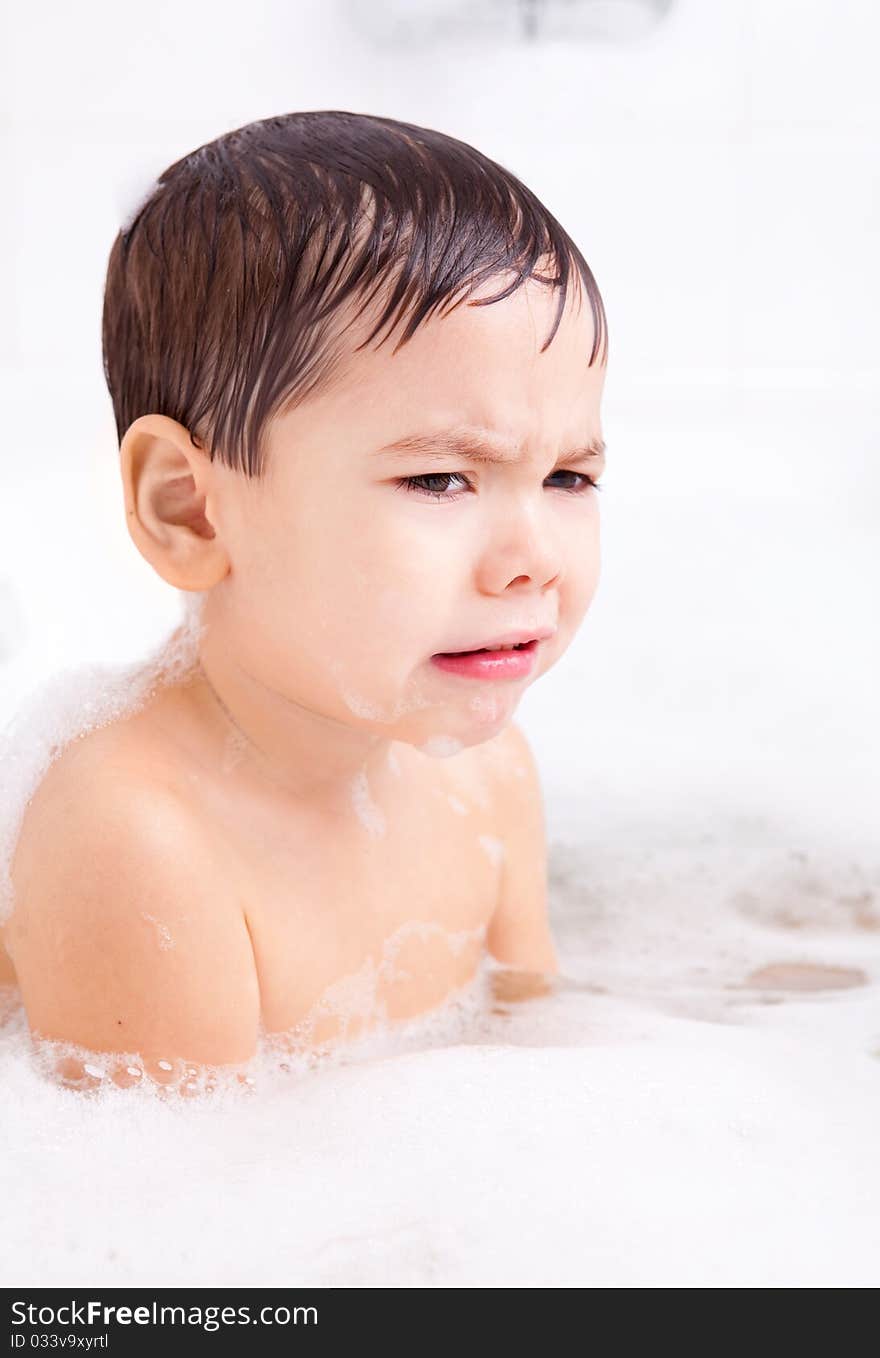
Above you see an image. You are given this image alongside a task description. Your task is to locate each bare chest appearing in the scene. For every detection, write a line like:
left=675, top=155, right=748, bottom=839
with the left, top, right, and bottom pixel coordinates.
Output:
left=213, top=755, right=504, bottom=1046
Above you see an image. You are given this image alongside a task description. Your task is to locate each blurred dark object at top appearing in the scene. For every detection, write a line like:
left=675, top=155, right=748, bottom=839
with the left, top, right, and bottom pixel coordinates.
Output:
left=343, top=0, right=676, bottom=47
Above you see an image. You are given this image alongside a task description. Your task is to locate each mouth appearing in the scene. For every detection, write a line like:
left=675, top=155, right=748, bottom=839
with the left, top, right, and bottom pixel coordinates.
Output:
left=429, top=637, right=543, bottom=681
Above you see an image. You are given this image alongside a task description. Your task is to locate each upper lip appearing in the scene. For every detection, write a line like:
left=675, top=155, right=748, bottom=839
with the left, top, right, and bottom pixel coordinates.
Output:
left=440, top=626, right=557, bottom=654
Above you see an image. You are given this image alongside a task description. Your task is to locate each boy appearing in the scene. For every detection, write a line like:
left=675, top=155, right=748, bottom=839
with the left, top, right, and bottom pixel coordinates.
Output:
left=2, top=110, right=608, bottom=1092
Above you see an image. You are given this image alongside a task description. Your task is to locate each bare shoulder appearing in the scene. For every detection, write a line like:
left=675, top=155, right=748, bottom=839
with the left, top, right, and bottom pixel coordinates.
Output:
left=7, top=714, right=198, bottom=919
left=5, top=721, right=259, bottom=1070
left=472, top=721, right=558, bottom=973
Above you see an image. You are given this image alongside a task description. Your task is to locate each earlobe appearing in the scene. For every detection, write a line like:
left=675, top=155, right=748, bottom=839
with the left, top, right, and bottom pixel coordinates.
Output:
left=119, top=414, right=231, bottom=591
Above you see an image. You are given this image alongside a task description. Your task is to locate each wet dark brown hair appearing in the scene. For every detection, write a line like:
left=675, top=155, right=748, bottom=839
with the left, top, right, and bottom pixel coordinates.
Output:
left=102, top=109, right=608, bottom=479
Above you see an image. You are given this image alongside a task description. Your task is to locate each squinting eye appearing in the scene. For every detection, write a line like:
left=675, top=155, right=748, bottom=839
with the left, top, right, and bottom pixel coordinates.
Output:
left=397, top=472, right=472, bottom=500
left=547, top=470, right=603, bottom=494
left=396, top=471, right=602, bottom=501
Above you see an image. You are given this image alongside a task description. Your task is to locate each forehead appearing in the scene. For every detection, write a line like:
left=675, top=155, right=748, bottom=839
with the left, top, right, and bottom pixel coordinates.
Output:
left=326, top=276, right=604, bottom=444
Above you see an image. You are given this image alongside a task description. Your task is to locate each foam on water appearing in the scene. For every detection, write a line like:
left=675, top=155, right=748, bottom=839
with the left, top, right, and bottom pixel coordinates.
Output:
left=2, top=815, right=878, bottom=1285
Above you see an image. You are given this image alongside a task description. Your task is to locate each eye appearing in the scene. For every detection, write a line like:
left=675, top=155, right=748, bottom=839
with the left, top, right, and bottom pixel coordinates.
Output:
left=546, top=470, right=603, bottom=494
left=396, top=472, right=473, bottom=500
left=396, top=471, right=602, bottom=501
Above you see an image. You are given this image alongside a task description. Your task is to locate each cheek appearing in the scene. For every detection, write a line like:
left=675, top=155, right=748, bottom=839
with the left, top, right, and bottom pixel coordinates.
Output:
left=566, top=508, right=601, bottom=594
left=552, top=513, right=601, bottom=640
left=331, top=508, right=452, bottom=642
left=244, top=502, right=443, bottom=686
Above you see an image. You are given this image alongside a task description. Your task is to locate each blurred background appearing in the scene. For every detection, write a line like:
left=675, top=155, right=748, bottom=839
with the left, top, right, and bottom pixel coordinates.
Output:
left=0, top=0, right=877, bottom=849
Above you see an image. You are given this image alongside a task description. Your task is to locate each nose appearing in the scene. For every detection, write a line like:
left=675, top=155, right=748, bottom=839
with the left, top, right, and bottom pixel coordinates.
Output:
left=476, top=496, right=564, bottom=594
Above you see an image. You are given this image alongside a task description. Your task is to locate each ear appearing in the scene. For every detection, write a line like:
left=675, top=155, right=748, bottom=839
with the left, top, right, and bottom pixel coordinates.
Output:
left=119, top=414, right=231, bottom=591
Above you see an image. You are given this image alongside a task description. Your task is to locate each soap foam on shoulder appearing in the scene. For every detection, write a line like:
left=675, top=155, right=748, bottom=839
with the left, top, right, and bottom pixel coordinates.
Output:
left=0, top=594, right=206, bottom=927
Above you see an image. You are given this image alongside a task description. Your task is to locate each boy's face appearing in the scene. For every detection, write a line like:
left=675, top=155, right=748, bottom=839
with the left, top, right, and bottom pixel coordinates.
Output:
left=206, top=275, right=605, bottom=754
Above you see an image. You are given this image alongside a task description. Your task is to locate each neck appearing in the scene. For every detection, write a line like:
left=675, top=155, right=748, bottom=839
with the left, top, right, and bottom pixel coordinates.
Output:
left=185, top=631, right=400, bottom=817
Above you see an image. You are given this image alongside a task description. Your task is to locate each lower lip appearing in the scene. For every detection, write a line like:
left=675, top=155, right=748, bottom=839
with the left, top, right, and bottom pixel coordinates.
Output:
left=429, top=639, right=540, bottom=680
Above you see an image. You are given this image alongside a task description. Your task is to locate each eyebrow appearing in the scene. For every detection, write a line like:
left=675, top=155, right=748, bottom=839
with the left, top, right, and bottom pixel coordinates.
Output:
left=373, top=427, right=606, bottom=465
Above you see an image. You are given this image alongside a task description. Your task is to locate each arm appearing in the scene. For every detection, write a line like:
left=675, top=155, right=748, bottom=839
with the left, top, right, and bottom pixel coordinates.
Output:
left=484, top=720, right=559, bottom=975
left=7, top=775, right=260, bottom=1087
